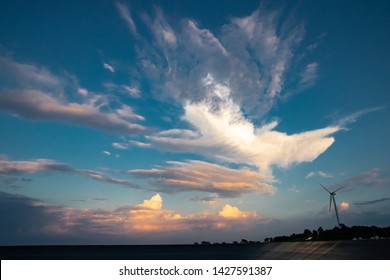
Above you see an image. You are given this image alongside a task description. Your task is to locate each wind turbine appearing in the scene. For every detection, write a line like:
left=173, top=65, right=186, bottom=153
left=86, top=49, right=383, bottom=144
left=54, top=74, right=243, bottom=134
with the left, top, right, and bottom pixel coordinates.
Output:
left=320, top=184, right=345, bottom=227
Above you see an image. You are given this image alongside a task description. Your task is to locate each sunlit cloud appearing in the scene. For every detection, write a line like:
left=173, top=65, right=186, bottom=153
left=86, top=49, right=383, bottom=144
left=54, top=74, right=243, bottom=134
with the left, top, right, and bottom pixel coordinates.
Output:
left=219, top=204, right=257, bottom=219
left=129, top=160, right=275, bottom=197
left=0, top=89, right=146, bottom=134
left=0, top=56, right=147, bottom=134
left=143, top=75, right=340, bottom=173
left=339, top=201, right=350, bottom=211
left=0, top=191, right=261, bottom=244
left=0, top=157, right=140, bottom=190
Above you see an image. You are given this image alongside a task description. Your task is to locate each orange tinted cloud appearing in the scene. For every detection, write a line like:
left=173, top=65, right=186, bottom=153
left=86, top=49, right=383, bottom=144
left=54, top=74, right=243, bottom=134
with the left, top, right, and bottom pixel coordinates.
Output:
left=58, top=194, right=260, bottom=234
left=339, top=201, right=350, bottom=211
left=129, top=160, right=275, bottom=197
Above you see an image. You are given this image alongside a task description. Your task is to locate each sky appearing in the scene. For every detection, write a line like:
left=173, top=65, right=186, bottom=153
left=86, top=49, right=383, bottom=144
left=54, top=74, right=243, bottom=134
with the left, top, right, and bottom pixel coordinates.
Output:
left=0, top=0, right=389, bottom=245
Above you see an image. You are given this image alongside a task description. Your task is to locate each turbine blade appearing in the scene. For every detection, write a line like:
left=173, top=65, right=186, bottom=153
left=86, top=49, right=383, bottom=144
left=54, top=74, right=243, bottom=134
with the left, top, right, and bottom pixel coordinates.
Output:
left=320, top=184, right=331, bottom=194
left=333, top=195, right=340, bottom=226
left=334, top=185, right=346, bottom=193
left=329, top=195, right=332, bottom=212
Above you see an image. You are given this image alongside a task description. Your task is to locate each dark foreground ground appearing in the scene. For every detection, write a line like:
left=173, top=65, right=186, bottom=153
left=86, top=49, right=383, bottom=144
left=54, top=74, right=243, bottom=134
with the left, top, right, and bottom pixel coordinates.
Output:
left=1, top=240, right=389, bottom=260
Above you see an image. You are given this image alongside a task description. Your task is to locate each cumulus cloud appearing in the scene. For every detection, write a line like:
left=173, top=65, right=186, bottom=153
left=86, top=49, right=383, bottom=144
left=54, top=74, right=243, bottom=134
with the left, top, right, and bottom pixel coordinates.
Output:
left=0, top=56, right=147, bottom=134
left=0, top=191, right=260, bottom=244
left=129, top=160, right=275, bottom=197
left=339, top=201, right=350, bottom=211
left=219, top=204, right=257, bottom=219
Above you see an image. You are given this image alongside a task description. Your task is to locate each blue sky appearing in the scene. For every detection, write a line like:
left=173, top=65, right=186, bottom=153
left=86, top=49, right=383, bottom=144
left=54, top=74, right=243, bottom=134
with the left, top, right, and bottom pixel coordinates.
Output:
left=0, top=0, right=389, bottom=245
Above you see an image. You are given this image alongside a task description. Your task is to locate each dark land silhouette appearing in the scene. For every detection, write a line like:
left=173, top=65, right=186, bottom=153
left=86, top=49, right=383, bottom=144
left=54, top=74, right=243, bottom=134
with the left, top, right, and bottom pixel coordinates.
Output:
left=1, top=225, right=389, bottom=260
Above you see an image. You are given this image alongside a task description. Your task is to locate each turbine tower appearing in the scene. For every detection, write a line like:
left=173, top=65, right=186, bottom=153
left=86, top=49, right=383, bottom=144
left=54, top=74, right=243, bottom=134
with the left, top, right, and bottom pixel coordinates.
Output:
left=320, top=184, right=345, bottom=227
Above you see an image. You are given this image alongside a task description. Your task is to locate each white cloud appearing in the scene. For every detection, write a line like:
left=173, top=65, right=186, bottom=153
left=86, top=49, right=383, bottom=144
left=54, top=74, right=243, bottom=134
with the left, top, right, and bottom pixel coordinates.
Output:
left=139, top=194, right=162, bottom=210
left=77, top=88, right=88, bottom=96
left=112, top=142, right=128, bottom=150
left=103, top=63, right=115, bottom=73
left=121, top=85, right=140, bottom=98
left=115, top=1, right=137, bottom=35
left=128, top=6, right=307, bottom=119
left=128, top=140, right=151, bottom=148
left=129, top=160, right=275, bottom=197
left=102, top=151, right=111, bottom=156
left=146, top=75, right=340, bottom=173
left=306, top=171, right=333, bottom=179
left=335, top=106, right=384, bottom=128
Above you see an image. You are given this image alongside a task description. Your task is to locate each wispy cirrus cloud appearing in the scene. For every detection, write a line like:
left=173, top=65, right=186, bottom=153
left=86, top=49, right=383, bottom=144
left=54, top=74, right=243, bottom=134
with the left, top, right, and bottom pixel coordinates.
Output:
left=129, top=160, right=275, bottom=197
left=104, top=82, right=141, bottom=98
left=328, top=168, right=390, bottom=191
left=120, top=5, right=308, bottom=117
left=0, top=55, right=147, bottom=134
left=141, top=7, right=177, bottom=47
left=299, top=62, right=319, bottom=89
left=115, top=1, right=137, bottom=36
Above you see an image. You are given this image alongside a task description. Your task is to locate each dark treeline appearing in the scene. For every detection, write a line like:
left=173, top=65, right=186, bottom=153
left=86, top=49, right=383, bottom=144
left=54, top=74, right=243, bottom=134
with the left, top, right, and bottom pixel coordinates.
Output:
left=195, top=225, right=390, bottom=245
left=266, top=225, right=390, bottom=243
